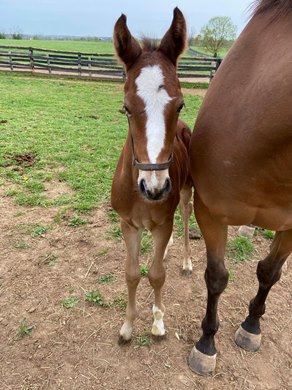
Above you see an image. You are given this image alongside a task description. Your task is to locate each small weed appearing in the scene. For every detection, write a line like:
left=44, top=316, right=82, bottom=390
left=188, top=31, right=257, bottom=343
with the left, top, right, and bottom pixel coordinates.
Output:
left=67, top=215, right=87, bottom=227
left=30, top=224, right=50, bottom=238
left=110, top=294, right=127, bottom=310
left=262, top=229, right=275, bottom=240
left=18, top=319, right=34, bottom=338
left=140, top=264, right=149, bottom=277
left=106, top=225, right=123, bottom=240
left=107, top=208, right=119, bottom=223
left=140, top=230, right=152, bottom=254
left=85, top=290, right=107, bottom=307
left=13, top=240, right=30, bottom=250
left=98, top=273, right=115, bottom=284
left=228, top=236, right=254, bottom=263
left=135, top=332, right=152, bottom=347
left=228, top=267, right=235, bottom=282
left=39, top=253, right=58, bottom=266
left=62, top=296, right=79, bottom=309
left=95, top=249, right=108, bottom=257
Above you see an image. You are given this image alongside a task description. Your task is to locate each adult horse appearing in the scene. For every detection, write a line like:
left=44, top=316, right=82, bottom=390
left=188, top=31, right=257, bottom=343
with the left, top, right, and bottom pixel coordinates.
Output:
left=188, top=0, right=292, bottom=375
left=111, top=8, right=193, bottom=342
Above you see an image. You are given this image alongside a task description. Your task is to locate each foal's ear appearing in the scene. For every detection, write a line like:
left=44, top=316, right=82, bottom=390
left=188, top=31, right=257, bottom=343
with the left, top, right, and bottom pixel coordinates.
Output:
left=113, top=14, right=142, bottom=71
left=158, top=7, right=186, bottom=65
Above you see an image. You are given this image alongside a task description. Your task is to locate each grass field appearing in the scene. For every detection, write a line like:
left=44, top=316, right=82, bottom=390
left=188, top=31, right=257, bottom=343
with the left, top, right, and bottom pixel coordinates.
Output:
left=0, top=39, right=228, bottom=57
left=0, top=39, right=115, bottom=53
left=0, top=72, right=203, bottom=214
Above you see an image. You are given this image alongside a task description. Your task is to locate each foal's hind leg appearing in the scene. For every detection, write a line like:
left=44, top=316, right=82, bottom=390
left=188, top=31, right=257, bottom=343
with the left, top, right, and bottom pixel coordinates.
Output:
left=119, top=220, right=142, bottom=342
left=149, top=220, right=173, bottom=337
left=235, top=229, right=292, bottom=352
left=179, top=186, right=193, bottom=275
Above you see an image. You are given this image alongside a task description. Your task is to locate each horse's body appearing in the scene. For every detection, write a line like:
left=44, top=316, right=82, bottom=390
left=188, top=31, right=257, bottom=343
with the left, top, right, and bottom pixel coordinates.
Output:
left=111, top=9, right=192, bottom=341
left=188, top=0, right=292, bottom=375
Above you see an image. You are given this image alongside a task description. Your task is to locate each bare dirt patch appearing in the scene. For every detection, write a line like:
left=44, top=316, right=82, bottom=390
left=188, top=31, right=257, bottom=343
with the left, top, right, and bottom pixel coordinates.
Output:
left=0, top=191, right=291, bottom=390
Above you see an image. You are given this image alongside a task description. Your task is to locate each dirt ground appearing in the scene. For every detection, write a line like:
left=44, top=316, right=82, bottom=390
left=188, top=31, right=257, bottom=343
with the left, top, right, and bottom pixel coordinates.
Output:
left=0, top=183, right=291, bottom=390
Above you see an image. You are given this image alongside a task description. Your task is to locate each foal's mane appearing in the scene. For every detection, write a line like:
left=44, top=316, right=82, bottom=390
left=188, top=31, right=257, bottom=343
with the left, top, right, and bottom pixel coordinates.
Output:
left=253, top=0, right=292, bottom=19
left=141, top=38, right=160, bottom=52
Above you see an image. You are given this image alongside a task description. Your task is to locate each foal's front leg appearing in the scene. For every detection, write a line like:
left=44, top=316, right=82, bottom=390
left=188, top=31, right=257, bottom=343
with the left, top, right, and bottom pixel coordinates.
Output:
left=149, top=220, right=173, bottom=337
left=119, top=220, right=142, bottom=342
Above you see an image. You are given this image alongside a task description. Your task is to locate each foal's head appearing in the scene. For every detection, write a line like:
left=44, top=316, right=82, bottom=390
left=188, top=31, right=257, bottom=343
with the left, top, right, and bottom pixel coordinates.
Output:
left=114, top=8, right=186, bottom=201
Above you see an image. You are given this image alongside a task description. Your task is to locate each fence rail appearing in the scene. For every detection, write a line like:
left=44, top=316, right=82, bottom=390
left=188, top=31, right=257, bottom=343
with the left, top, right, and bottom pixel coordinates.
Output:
left=0, top=45, right=222, bottom=82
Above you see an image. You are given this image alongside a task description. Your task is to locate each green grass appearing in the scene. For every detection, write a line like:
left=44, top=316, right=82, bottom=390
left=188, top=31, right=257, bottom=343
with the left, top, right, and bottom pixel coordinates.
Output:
left=97, top=273, right=115, bottom=284
left=85, top=290, right=107, bottom=307
left=135, top=332, right=152, bottom=347
left=0, top=39, right=115, bottom=54
left=228, top=236, right=254, bottom=263
left=62, top=296, right=79, bottom=309
left=18, top=319, right=34, bottom=338
left=140, top=264, right=149, bottom=277
left=0, top=73, right=202, bottom=213
left=110, top=294, right=127, bottom=310
left=262, top=229, right=275, bottom=240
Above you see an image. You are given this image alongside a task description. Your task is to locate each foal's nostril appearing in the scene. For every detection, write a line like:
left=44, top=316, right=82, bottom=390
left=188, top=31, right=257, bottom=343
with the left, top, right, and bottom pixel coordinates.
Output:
left=164, top=178, right=172, bottom=194
left=139, top=179, right=147, bottom=195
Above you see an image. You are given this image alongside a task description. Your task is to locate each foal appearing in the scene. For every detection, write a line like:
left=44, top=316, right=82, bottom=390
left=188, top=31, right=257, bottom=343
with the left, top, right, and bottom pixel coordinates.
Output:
left=111, top=8, right=192, bottom=342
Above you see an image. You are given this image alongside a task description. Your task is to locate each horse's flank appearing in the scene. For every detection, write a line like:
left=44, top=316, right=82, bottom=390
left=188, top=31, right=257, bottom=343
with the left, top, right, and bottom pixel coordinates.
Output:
left=189, top=0, right=292, bottom=230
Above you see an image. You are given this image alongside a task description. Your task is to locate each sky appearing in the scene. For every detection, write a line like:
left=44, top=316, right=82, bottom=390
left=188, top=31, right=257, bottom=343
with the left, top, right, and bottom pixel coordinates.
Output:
left=0, top=0, right=254, bottom=38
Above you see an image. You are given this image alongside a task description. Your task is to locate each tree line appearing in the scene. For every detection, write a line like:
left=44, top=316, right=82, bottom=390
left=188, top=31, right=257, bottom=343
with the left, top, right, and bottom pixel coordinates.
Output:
left=0, top=16, right=237, bottom=58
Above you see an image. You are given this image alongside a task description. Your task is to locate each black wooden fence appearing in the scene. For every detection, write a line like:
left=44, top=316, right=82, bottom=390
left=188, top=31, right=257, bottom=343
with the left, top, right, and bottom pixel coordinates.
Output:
left=0, top=45, right=221, bottom=82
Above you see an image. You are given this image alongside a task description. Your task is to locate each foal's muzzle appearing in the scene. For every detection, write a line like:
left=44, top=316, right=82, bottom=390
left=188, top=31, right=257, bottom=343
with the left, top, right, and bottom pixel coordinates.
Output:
left=139, top=177, right=172, bottom=201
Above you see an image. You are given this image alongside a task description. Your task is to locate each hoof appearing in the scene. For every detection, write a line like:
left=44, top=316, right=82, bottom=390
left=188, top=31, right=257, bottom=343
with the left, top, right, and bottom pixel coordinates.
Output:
left=189, top=229, right=201, bottom=240
left=235, top=325, right=261, bottom=352
left=151, top=323, right=165, bottom=337
left=152, top=334, right=167, bottom=342
left=188, top=346, right=216, bottom=375
left=181, top=269, right=192, bottom=277
left=118, top=335, right=131, bottom=345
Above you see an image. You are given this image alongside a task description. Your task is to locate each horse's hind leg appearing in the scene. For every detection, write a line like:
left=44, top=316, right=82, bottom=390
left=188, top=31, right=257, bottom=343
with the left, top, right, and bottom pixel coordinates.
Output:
left=149, top=220, right=173, bottom=337
left=179, top=185, right=193, bottom=275
left=188, top=194, right=228, bottom=375
left=119, top=220, right=142, bottom=343
left=235, top=229, right=292, bottom=351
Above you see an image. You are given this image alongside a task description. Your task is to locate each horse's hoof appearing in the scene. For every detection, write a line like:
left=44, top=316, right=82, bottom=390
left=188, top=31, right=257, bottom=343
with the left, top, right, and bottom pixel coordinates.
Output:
left=188, top=346, right=216, bottom=375
left=181, top=269, right=192, bottom=277
left=234, top=325, right=261, bottom=352
left=118, top=335, right=131, bottom=345
left=152, top=334, right=167, bottom=342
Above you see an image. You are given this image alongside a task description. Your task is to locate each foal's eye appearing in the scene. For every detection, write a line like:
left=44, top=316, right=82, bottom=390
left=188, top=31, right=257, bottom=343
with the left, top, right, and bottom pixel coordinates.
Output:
left=123, top=105, right=132, bottom=117
left=177, top=102, right=185, bottom=113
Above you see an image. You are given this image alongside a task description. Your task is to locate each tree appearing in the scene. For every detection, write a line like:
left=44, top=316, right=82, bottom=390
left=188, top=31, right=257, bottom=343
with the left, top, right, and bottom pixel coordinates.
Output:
left=201, top=16, right=237, bottom=57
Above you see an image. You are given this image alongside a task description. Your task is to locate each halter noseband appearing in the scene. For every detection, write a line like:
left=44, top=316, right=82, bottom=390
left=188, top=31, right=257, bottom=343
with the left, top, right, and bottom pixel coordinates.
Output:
left=130, top=131, right=173, bottom=171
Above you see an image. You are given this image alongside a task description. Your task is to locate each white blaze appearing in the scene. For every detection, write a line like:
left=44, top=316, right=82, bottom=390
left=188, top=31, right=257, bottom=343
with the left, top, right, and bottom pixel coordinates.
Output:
left=135, top=65, right=172, bottom=163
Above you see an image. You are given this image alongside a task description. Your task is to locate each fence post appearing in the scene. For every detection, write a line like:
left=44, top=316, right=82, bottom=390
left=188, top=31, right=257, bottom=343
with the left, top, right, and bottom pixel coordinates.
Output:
left=9, top=51, right=13, bottom=71
left=29, top=47, right=34, bottom=72
left=78, top=53, right=81, bottom=76
left=47, top=54, right=51, bottom=74
left=88, top=55, right=92, bottom=77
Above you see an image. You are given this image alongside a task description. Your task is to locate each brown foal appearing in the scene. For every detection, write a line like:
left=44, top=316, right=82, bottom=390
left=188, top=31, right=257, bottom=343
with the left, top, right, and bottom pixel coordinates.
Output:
left=111, top=8, right=192, bottom=342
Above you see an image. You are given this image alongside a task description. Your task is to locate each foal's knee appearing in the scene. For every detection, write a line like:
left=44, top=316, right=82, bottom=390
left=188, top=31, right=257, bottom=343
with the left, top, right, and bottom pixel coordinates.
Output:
left=148, top=268, right=165, bottom=289
left=125, top=270, right=141, bottom=288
